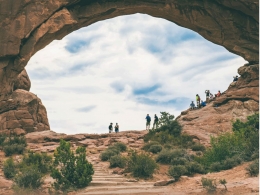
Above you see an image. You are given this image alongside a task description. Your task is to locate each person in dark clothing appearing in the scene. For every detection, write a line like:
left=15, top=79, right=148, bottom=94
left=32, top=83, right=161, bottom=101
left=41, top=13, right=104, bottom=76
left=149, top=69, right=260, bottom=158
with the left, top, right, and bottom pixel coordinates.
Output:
left=145, top=114, right=151, bottom=131
left=108, top=123, right=113, bottom=133
left=115, top=123, right=119, bottom=133
left=233, top=75, right=238, bottom=82
left=205, top=90, right=210, bottom=103
left=201, top=100, right=206, bottom=107
left=152, top=114, right=159, bottom=130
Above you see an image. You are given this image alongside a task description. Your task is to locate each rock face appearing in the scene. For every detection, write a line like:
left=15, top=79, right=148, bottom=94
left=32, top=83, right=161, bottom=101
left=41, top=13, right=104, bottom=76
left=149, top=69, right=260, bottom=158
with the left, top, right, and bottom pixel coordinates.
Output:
left=177, top=64, right=259, bottom=145
left=0, top=89, right=50, bottom=134
left=0, top=0, right=258, bottom=134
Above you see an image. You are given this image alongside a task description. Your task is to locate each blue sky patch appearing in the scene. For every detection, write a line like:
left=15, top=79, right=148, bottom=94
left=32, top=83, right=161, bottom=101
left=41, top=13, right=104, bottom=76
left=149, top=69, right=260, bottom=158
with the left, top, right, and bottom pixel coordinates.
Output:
left=133, top=84, right=161, bottom=95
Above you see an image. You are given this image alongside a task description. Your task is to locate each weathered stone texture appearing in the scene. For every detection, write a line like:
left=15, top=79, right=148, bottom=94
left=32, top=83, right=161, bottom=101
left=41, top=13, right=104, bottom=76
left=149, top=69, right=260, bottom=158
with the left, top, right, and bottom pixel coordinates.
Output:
left=0, top=0, right=258, bottom=134
left=0, top=89, right=50, bottom=134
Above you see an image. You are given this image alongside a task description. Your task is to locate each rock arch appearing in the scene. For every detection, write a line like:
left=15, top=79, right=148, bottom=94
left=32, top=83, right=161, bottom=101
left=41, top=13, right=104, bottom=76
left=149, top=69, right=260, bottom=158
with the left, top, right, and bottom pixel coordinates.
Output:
left=0, top=0, right=258, bottom=133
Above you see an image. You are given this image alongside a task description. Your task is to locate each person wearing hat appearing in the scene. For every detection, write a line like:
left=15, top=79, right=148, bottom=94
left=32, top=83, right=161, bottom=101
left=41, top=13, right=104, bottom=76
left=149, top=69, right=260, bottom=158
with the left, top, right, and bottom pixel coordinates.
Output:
left=108, top=123, right=113, bottom=133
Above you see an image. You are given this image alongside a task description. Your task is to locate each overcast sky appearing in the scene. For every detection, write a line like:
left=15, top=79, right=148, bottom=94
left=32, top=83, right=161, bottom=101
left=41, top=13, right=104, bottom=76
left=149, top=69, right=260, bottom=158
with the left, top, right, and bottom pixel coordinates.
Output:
left=26, top=14, right=246, bottom=134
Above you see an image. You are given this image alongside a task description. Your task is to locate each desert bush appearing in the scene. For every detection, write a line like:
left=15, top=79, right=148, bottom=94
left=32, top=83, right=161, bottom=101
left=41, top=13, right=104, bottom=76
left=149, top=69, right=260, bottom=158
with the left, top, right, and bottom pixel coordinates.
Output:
left=0, top=134, right=6, bottom=147
left=186, top=162, right=205, bottom=175
left=21, top=152, right=52, bottom=174
left=191, top=143, right=206, bottom=152
left=100, top=149, right=119, bottom=161
left=201, top=177, right=217, bottom=192
left=171, top=157, right=189, bottom=165
left=128, top=151, right=157, bottom=178
left=109, top=155, right=127, bottom=168
left=246, top=159, right=259, bottom=177
left=113, top=142, right=127, bottom=152
left=219, top=179, right=227, bottom=190
left=51, top=140, right=94, bottom=191
left=3, top=158, right=16, bottom=179
left=148, top=145, right=162, bottom=154
left=209, top=162, right=223, bottom=172
left=142, top=141, right=160, bottom=151
left=3, top=144, right=26, bottom=156
left=14, top=166, right=43, bottom=189
left=156, top=149, right=186, bottom=164
left=222, top=156, right=243, bottom=170
left=168, top=165, right=187, bottom=180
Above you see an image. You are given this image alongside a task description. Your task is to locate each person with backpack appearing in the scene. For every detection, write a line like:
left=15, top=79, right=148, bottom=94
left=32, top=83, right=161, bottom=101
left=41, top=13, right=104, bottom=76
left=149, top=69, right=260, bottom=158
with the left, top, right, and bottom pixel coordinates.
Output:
left=205, top=90, right=210, bottom=103
left=145, top=114, right=151, bottom=131
left=108, top=123, right=113, bottom=133
left=114, top=123, right=119, bottom=133
left=152, top=114, right=159, bottom=130
left=196, top=94, right=201, bottom=108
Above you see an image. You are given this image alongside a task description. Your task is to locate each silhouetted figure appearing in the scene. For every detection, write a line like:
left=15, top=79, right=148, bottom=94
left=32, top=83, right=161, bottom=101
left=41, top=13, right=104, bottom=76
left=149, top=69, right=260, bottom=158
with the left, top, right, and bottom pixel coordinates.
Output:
left=152, top=114, right=159, bottom=129
left=145, top=114, right=151, bottom=131
left=108, top=123, right=113, bottom=133
left=190, top=101, right=195, bottom=110
left=205, top=90, right=210, bottom=103
left=115, top=123, right=119, bottom=133
left=233, top=75, right=238, bottom=82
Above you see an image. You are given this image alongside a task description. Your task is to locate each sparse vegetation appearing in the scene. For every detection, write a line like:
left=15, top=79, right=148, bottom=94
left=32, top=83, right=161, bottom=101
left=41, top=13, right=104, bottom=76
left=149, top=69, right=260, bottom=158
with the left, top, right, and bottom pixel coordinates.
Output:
left=128, top=151, right=158, bottom=178
left=156, top=149, right=187, bottom=164
left=219, top=179, right=227, bottom=190
left=148, top=144, right=162, bottom=154
left=3, top=158, right=16, bottom=179
left=168, top=165, right=187, bottom=180
left=2, top=135, right=27, bottom=156
left=51, top=139, right=94, bottom=191
left=191, top=143, right=205, bottom=152
left=246, top=159, right=259, bottom=177
left=100, top=142, right=127, bottom=161
left=201, top=177, right=217, bottom=192
left=109, top=154, right=127, bottom=168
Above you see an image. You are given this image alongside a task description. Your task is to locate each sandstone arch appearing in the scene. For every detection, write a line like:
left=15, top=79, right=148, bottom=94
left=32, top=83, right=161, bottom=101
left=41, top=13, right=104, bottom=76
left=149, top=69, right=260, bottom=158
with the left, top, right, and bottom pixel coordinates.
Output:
left=0, top=0, right=258, bottom=133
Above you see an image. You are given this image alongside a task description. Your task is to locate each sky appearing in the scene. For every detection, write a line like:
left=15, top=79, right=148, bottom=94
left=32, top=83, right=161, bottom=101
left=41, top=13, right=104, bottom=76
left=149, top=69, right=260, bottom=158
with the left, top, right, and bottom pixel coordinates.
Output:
left=26, top=14, right=247, bottom=135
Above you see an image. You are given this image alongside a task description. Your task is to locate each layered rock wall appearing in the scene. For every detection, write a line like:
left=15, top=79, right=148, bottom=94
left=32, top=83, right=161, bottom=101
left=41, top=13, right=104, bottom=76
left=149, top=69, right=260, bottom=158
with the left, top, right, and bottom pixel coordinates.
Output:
left=0, top=0, right=258, bottom=134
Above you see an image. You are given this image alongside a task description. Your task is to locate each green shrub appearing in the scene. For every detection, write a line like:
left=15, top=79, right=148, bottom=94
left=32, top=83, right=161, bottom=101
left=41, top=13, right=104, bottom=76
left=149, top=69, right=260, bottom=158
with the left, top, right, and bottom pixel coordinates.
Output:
left=219, top=179, right=227, bottom=190
left=246, top=159, right=259, bottom=177
left=222, top=156, right=242, bottom=170
left=113, top=142, right=127, bottom=152
left=168, top=165, right=187, bottom=180
left=201, top=177, right=217, bottom=192
left=209, top=162, right=223, bottom=172
left=128, top=151, right=157, bottom=178
left=186, top=162, right=205, bottom=175
left=148, top=145, right=162, bottom=154
left=3, top=144, right=26, bottom=156
left=156, top=149, right=186, bottom=164
left=191, top=143, right=206, bottom=152
left=142, top=141, right=160, bottom=151
left=14, top=166, right=43, bottom=189
left=100, top=149, right=119, bottom=161
left=171, top=157, right=189, bottom=165
left=156, top=112, right=182, bottom=137
left=3, top=158, right=16, bottom=179
left=0, top=134, right=6, bottom=147
left=109, top=155, right=127, bottom=168
left=51, top=140, right=94, bottom=191
left=21, top=152, right=52, bottom=174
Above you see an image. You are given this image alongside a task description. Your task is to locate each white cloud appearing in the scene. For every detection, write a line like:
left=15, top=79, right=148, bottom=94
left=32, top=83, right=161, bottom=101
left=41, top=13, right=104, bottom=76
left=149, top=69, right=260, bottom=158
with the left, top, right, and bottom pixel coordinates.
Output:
left=26, top=14, right=246, bottom=134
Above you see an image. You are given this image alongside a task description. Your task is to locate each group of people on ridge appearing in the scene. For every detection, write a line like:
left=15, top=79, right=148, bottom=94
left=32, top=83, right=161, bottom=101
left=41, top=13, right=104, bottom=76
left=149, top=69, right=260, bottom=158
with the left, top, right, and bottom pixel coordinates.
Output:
left=145, top=114, right=159, bottom=131
left=108, top=123, right=119, bottom=133
left=190, top=89, right=221, bottom=109
left=190, top=76, right=239, bottom=110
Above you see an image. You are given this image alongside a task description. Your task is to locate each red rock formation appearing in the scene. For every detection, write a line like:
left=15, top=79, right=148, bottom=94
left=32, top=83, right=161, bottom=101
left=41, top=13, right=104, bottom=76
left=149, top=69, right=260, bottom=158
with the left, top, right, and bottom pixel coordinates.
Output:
left=0, top=0, right=258, bottom=134
left=177, top=64, right=259, bottom=145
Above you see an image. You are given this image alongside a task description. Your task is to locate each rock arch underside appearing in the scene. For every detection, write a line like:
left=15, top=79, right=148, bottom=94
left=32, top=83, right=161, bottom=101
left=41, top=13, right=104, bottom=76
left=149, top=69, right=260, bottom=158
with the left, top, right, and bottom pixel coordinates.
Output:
left=0, top=0, right=258, bottom=139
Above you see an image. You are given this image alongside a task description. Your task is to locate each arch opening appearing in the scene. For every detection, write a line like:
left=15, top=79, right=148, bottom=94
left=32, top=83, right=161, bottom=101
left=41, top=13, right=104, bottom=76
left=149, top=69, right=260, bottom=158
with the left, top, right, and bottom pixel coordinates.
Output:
left=26, top=14, right=247, bottom=134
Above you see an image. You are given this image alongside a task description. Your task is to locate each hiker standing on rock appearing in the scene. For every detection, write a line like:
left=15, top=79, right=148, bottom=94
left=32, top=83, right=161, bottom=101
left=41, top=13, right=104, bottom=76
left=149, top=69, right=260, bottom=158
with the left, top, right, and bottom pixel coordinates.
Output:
left=190, top=101, right=195, bottom=110
left=145, top=114, right=151, bottom=131
left=152, top=114, right=159, bottom=130
left=108, top=123, right=113, bottom=133
left=196, top=94, right=201, bottom=108
left=205, top=90, right=210, bottom=103
left=115, top=123, right=119, bottom=133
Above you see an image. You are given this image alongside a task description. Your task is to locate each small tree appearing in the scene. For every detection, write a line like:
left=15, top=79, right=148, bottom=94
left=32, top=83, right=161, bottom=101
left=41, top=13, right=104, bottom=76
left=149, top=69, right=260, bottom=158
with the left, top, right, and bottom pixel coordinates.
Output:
left=157, top=112, right=182, bottom=137
left=51, top=140, right=94, bottom=192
